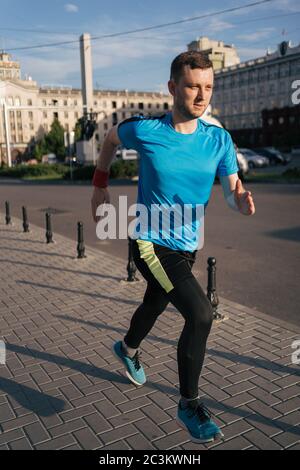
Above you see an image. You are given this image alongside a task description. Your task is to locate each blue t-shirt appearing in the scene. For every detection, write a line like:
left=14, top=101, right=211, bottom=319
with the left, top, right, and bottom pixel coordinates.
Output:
left=117, top=112, right=239, bottom=252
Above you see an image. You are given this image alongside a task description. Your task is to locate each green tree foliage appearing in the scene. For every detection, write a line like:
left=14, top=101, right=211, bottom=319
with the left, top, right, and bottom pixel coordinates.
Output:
left=45, top=118, right=66, bottom=161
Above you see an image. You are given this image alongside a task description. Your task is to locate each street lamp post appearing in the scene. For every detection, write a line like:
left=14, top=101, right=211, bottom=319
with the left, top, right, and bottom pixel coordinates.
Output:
left=1, top=100, right=12, bottom=167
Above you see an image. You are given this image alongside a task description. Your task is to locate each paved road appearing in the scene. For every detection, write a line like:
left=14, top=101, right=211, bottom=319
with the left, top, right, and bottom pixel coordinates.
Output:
left=1, top=219, right=299, bottom=450
left=0, top=179, right=299, bottom=327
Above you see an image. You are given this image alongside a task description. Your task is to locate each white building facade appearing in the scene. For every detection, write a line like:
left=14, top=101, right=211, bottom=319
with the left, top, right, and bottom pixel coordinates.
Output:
left=211, top=41, right=300, bottom=132
left=0, top=53, right=172, bottom=163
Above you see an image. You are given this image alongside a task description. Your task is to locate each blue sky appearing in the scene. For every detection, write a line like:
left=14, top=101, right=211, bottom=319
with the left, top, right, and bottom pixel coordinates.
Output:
left=1, top=0, right=299, bottom=92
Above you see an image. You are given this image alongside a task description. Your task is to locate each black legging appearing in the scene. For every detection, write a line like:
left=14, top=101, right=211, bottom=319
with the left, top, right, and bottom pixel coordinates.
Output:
left=124, top=240, right=213, bottom=400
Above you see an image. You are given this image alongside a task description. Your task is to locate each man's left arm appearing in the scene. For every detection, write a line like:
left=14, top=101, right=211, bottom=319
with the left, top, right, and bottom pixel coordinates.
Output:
left=220, top=173, right=256, bottom=216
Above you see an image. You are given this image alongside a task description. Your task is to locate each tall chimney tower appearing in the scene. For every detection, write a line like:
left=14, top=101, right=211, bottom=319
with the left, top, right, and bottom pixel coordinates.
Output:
left=79, top=33, right=93, bottom=115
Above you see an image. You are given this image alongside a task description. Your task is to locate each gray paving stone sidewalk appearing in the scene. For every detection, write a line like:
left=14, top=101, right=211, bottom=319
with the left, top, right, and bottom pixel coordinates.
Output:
left=0, top=215, right=299, bottom=450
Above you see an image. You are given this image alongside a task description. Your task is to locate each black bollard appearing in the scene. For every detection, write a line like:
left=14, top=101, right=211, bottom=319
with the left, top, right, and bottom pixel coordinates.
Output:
left=207, top=257, right=224, bottom=321
left=45, top=212, right=54, bottom=243
left=5, top=201, right=11, bottom=225
left=77, top=221, right=86, bottom=258
left=126, top=236, right=137, bottom=281
left=22, top=206, right=29, bottom=233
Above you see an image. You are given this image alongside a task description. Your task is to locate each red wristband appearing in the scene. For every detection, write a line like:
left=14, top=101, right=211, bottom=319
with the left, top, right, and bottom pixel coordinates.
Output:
left=92, top=168, right=109, bottom=188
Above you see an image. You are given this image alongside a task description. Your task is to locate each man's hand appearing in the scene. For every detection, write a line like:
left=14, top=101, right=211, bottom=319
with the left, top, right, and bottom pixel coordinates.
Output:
left=234, top=179, right=255, bottom=215
left=91, top=187, right=110, bottom=223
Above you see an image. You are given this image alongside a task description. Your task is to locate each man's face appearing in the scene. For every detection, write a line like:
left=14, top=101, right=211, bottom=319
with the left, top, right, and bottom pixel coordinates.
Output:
left=168, top=65, right=214, bottom=119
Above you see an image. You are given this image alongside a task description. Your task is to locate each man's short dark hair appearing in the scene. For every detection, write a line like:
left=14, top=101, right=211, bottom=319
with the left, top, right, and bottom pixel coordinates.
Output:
left=170, top=51, right=213, bottom=83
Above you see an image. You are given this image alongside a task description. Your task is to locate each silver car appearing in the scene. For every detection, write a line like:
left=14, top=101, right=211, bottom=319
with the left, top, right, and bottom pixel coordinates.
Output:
left=239, top=148, right=269, bottom=169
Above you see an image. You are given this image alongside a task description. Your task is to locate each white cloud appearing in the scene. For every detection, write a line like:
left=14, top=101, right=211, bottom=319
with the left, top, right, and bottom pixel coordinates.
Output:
left=203, top=18, right=234, bottom=34
left=237, top=46, right=268, bottom=61
left=272, top=0, right=300, bottom=12
left=12, top=25, right=179, bottom=89
left=64, top=4, right=79, bottom=13
left=237, top=28, right=275, bottom=42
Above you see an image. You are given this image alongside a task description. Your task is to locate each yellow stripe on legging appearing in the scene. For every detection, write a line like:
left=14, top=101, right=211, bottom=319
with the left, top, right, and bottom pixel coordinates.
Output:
left=136, top=239, right=174, bottom=293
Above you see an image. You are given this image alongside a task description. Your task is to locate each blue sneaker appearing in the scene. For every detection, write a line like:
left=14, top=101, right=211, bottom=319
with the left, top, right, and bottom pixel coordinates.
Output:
left=112, top=341, right=146, bottom=386
left=176, top=401, right=224, bottom=443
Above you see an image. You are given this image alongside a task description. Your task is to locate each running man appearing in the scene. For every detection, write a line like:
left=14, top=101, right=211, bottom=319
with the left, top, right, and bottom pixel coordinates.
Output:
left=91, top=51, right=255, bottom=444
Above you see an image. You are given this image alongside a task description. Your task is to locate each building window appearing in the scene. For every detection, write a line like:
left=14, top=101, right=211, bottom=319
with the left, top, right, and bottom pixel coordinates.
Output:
left=122, top=112, right=126, bottom=119
left=163, top=103, right=169, bottom=110
left=112, top=112, right=118, bottom=125
left=28, top=111, right=33, bottom=120
left=75, top=112, right=79, bottom=119
left=156, top=103, right=160, bottom=109
left=27, top=99, right=32, bottom=106
left=130, top=103, right=134, bottom=108
left=148, top=103, right=152, bottom=109
left=112, top=101, right=117, bottom=108
left=104, top=123, right=108, bottom=130
left=94, top=101, right=98, bottom=106
left=279, top=81, right=285, bottom=93
left=122, top=102, right=126, bottom=108
left=43, top=112, right=47, bottom=118
left=53, top=112, right=58, bottom=119
left=138, top=102, right=144, bottom=110
left=64, top=112, right=68, bottom=118
left=74, top=100, right=77, bottom=106
left=279, top=117, right=284, bottom=125
left=42, top=100, right=47, bottom=106
left=269, top=84, right=275, bottom=95
left=103, top=100, right=107, bottom=108
left=29, top=123, right=34, bottom=130
left=64, top=100, right=68, bottom=106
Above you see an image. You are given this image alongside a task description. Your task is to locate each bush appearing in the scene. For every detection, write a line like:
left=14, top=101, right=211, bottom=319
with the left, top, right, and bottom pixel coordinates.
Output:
left=282, top=167, right=300, bottom=179
left=0, top=163, right=69, bottom=178
left=64, top=160, right=139, bottom=180
left=63, top=165, right=94, bottom=180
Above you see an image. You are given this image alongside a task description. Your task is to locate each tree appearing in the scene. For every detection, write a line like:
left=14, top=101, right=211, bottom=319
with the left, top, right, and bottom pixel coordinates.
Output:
left=32, top=137, right=48, bottom=162
left=74, top=118, right=83, bottom=142
left=45, top=118, right=66, bottom=161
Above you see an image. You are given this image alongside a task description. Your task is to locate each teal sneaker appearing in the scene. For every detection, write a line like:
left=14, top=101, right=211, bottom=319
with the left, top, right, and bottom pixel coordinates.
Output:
left=176, top=401, right=224, bottom=444
left=112, top=341, right=146, bottom=386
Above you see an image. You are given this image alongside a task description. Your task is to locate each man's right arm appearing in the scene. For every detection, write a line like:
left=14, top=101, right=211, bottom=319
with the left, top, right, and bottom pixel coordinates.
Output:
left=96, top=124, right=121, bottom=171
left=91, top=125, right=121, bottom=223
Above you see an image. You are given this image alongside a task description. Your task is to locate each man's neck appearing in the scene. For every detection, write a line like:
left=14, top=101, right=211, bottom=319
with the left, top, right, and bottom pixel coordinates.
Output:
left=171, top=110, right=198, bottom=134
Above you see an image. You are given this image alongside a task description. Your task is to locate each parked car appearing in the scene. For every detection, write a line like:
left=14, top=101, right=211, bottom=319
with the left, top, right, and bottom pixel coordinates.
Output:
left=239, top=148, right=269, bottom=169
left=42, top=153, right=57, bottom=164
left=115, top=148, right=139, bottom=160
left=254, top=147, right=289, bottom=165
left=235, top=146, right=249, bottom=175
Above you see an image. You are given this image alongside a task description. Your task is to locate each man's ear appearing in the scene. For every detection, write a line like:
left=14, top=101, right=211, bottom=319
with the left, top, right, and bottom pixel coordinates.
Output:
left=168, top=79, right=176, bottom=97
